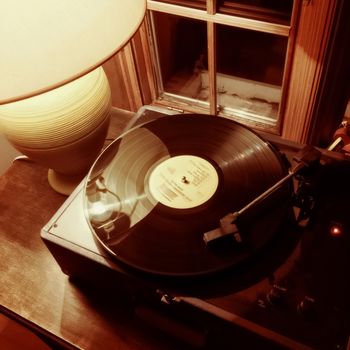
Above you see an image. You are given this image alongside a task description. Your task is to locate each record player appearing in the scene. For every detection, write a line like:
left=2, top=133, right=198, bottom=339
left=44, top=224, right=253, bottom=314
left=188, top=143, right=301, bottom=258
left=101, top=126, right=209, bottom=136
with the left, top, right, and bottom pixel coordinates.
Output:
left=41, top=106, right=350, bottom=349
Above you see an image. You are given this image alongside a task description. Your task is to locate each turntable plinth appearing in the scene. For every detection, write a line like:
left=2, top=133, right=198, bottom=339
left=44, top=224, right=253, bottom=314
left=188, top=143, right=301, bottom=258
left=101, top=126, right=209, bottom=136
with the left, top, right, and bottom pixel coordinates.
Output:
left=41, top=106, right=350, bottom=349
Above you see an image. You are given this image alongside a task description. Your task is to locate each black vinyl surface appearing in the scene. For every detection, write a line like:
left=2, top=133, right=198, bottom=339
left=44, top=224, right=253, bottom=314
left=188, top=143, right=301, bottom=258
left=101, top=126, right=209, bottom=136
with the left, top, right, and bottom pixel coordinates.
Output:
left=84, top=114, right=292, bottom=277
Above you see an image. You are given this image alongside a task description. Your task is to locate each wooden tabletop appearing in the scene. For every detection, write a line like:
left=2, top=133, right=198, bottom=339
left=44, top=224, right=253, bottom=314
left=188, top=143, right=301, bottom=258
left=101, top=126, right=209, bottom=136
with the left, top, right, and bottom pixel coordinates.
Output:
left=0, top=109, right=189, bottom=350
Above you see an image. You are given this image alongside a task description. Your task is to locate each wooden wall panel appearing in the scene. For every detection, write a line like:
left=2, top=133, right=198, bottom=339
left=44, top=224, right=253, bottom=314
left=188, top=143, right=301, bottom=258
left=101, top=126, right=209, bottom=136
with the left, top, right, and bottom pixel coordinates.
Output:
left=281, top=0, right=338, bottom=143
left=103, top=53, right=132, bottom=111
left=103, top=21, right=153, bottom=112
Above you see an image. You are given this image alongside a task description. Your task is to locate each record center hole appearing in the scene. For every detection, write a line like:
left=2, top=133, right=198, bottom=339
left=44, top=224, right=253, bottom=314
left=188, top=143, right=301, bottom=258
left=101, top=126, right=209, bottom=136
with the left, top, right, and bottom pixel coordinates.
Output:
left=181, top=176, right=190, bottom=184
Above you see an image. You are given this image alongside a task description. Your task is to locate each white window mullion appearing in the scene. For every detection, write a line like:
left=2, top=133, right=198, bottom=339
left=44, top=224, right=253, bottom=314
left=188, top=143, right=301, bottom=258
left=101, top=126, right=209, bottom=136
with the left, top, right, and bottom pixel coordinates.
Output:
left=207, top=21, right=217, bottom=115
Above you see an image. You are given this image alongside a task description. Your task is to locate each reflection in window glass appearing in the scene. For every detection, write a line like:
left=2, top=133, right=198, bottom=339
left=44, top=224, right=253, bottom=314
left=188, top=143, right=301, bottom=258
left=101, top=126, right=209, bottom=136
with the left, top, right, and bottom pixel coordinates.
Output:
left=152, top=11, right=289, bottom=124
left=153, top=12, right=208, bottom=103
left=214, top=25, right=288, bottom=123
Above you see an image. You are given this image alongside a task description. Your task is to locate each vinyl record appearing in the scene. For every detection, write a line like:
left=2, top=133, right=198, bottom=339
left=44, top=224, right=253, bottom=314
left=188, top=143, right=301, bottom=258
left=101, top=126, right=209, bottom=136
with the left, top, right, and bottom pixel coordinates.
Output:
left=84, top=114, right=292, bottom=277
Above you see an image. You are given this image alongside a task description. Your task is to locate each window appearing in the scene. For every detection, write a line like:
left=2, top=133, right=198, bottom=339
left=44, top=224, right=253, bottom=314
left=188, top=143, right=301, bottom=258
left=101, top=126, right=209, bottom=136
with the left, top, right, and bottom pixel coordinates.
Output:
left=105, top=0, right=348, bottom=145
left=147, top=0, right=296, bottom=131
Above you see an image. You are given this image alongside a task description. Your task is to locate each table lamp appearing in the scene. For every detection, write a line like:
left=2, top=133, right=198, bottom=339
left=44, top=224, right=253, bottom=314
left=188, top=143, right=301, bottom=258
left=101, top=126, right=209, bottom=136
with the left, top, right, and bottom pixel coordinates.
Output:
left=0, top=0, right=146, bottom=195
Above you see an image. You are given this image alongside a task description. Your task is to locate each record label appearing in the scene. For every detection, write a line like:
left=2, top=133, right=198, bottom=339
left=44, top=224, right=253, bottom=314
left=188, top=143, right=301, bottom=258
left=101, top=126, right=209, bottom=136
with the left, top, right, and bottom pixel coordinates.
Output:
left=148, top=155, right=219, bottom=209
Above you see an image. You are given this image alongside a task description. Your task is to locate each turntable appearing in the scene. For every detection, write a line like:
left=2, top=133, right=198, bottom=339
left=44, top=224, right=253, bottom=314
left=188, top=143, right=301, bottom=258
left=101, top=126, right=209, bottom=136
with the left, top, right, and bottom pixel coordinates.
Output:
left=41, top=106, right=350, bottom=349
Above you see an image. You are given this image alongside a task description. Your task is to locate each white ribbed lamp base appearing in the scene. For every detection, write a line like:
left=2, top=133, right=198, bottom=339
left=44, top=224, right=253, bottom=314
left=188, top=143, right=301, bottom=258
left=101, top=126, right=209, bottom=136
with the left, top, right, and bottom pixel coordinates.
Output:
left=0, top=67, right=112, bottom=195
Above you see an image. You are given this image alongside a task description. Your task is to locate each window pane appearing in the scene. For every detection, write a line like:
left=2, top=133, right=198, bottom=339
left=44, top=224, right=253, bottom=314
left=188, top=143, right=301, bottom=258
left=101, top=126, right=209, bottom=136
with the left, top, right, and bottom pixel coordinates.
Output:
left=214, top=25, right=288, bottom=123
left=218, top=0, right=294, bottom=25
left=153, top=12, right=208, bottom=103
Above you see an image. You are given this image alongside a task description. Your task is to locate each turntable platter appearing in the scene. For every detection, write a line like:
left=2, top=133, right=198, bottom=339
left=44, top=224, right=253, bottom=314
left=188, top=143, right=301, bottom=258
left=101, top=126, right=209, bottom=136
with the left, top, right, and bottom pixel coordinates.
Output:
left=83, top=114, right=292, bottom=277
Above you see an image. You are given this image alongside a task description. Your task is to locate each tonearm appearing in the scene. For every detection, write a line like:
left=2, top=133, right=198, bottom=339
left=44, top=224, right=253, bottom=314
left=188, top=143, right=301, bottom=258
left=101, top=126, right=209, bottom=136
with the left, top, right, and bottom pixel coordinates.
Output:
left=203, top=145, right=321, bottom=246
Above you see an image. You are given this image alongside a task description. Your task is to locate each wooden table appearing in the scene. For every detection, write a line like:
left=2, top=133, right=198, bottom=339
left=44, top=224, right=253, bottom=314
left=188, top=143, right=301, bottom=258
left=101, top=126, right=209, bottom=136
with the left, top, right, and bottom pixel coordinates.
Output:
left=0, top=108, right=188, bottom=350
left=2, top=107, right=345, bottom=350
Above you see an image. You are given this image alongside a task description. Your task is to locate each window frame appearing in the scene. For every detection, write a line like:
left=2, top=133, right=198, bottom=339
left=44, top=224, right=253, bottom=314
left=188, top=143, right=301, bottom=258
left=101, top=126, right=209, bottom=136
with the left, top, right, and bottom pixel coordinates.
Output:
left=146, top=0, right=298, bottom=134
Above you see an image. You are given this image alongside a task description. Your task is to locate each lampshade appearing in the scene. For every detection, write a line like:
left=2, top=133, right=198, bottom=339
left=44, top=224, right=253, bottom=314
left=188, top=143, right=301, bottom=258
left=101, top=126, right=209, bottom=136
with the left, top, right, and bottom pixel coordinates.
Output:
left=0, top=0, right=146, bottom=104
left=0, top=0, right=146, bottom=194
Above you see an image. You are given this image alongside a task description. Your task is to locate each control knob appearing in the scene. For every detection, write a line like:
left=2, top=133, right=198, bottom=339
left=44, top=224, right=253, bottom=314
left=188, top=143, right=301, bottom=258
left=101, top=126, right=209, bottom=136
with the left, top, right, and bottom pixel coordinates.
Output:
left=297, top=296, right=315, bottom=318
left=266, top=285, right=287, bottom=306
